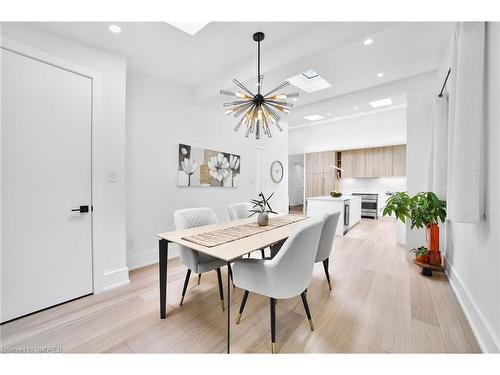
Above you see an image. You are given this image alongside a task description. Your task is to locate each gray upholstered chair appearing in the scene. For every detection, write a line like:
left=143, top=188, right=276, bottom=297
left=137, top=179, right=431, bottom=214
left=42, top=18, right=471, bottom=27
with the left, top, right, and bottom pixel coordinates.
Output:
left=232, top=218, right=324, bottom=353
left=315, top=211, right=341, bottom=291
left=174, top=207, right=228, bottom=311
left=227, top=202, right=266, bottom=258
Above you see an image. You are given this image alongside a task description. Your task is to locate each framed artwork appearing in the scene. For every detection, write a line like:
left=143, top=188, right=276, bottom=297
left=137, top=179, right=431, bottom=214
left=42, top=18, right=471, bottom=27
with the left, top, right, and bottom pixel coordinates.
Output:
left=178, top=143, right=240, bottom=187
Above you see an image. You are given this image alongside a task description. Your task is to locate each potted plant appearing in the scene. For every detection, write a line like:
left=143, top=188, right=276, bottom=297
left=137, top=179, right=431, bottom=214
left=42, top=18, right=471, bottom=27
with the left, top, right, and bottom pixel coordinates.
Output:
left=411, top=246, right=430, bottom=264
left=383, top=192, right=446, bottom=266
left=249, top=192, right=278, bottom=226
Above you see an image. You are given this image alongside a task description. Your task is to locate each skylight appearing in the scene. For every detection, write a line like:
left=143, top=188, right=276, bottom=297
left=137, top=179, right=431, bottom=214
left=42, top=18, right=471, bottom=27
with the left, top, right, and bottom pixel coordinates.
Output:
left=167, top=22, right=209, bottom=35
left=287, top=71, right=332, bottom=93
left=303, top=114, right=325, bottom=121
left=301, top=69, right=319, bottom=79
left=369, top=98, right=393, bottom=108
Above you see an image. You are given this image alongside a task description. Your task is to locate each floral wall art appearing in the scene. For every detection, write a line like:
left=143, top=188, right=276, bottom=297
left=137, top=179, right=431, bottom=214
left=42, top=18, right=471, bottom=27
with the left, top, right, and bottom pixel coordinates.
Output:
left=178, top=143, right=240, bottom=187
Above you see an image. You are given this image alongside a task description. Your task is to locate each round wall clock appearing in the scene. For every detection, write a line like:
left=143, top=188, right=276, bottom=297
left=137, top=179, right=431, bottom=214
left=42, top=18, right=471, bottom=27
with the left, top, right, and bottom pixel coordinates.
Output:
left=270, top=160, right=284, bottom=183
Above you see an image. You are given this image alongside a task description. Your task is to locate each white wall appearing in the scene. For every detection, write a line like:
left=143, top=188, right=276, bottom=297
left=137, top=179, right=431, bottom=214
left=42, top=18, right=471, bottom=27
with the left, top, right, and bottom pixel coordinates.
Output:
left=405, top=85, right=436, bottom=254
left=288, top=154, right=304, bottom=206
left=289, top=107, right=407, bottom=155
left=1, top=23, right=129, bottom=292
left=125, top=72, right=288, bottom=269
left=444, top=22, right=500, bottom=353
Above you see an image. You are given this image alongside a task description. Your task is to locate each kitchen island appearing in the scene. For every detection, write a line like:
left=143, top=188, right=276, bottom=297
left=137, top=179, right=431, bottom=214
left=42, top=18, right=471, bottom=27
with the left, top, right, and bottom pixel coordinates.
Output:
left=306, top=195, right=362, bottom=236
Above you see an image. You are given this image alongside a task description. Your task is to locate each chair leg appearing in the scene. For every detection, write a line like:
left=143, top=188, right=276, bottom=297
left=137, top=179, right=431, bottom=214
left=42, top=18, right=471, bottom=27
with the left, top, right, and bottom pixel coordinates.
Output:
left=197, top=273, right=202, bottom=285
left=300, top=291, right=314, bottom=331
left=227, top=263, right=235, bottom=288
left=261, top=249, right=265, bottom=258
left=180, top=269, right=192, bottom=306
left=322, top=258, right=332, bottom=291
left=216, top=268, right=225, bottom=311
left=236, top=290, right=249, bottom=324
left=270, top=297, right=277, bottom=353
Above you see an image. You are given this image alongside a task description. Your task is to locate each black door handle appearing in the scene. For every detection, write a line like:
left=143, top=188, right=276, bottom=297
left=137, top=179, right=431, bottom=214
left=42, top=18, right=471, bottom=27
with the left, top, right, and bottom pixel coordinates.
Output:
left=71, top=205, right=89, bottom=213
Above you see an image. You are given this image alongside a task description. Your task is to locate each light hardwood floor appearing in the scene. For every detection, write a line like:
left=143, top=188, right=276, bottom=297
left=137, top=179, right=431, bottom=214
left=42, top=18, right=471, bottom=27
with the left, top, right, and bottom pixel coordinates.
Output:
left=0, top=218, right=480, bottom=353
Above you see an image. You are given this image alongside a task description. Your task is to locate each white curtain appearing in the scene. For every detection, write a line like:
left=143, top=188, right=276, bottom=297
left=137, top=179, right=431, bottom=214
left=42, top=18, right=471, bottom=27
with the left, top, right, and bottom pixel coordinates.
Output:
left=427, top=94, right=449, bottom=199
left=446, top=22, right=486, bottom=223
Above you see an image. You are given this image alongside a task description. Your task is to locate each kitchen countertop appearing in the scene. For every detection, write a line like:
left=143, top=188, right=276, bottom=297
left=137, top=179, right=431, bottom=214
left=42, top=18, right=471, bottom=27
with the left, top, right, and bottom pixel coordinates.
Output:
left=307, top=195, right=361, bottom=202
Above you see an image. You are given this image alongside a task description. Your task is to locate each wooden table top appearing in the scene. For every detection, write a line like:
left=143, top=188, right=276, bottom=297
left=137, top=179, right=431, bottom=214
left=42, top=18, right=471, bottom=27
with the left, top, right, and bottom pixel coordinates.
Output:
left=157, top=215, right=310, bottom=262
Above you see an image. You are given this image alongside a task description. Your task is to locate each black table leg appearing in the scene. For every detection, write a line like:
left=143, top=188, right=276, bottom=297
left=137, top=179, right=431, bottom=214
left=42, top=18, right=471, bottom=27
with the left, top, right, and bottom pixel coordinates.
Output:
left=227, top=261, right=231, bottom=354
left=159, top=239, right=169, bottom=319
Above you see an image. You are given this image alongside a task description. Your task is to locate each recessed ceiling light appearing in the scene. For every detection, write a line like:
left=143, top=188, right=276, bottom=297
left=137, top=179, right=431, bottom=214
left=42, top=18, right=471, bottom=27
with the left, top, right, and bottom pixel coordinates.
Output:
left=326, top=113, right=331, bottom=116
left=364, top=38, right=374, bottom=46
left=369, top=98, right=393, bottom=108
left=167, top=22, right=209, bottom=35
left=108, top=25, right=121, bottom=34
left=303, top=114, right=325, bottom=121
left=377, top=72, right=384, bottom=78
left=354, top=106, right=359, bottom=110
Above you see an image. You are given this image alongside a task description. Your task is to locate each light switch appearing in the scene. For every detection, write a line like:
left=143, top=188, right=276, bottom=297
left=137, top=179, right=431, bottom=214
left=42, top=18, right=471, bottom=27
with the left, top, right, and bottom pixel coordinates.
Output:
left=109, top=170, right=118, bottom=182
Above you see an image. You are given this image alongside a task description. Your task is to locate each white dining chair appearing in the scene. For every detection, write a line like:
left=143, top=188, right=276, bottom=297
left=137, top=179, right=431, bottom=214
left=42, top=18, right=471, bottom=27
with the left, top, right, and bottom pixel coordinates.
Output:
left=227, top=202, right=266, bottom=258
left=315, top=211, right=341, bottom=291
left=174, top=207, right=229, bottom=311
left=232, top=218, right=324, bottom=353
left=227, top=202, right=252, bottom=221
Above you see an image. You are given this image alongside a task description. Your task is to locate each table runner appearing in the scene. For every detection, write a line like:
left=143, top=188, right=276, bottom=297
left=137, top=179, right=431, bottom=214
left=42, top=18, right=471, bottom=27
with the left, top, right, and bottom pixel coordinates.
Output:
left=181, top=214, right=308, bottom=248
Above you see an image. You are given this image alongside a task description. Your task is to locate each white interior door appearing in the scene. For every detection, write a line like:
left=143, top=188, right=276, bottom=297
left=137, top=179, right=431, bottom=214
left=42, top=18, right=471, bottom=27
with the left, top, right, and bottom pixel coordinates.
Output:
left=1, top=49, right=93, bottom=322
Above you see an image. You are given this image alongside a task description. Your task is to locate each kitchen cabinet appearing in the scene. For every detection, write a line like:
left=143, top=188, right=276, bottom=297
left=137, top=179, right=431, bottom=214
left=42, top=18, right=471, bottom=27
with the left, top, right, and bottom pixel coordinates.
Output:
left=342, top=149, right=366, bottom=177
left=305, top=172, right=322, bottom=198
left=305, top=144, right=406, bottom=193
left=365, top=146, right=393, bottom=177
left=392, top=145, right=406, bottom=176
left=305, top=152, right=323, bottom=174
left=348, top=197, right=362, bottom=229
left=323, top=173, right=337, bottom=194
left=322, top=151, right=337, bottom=174
left=305, top=172, right=338, bottom=198
left=305, top=151, right=340, bottom=198
left=306, top=196, right=361, bottom=236
left=341, top=145, right=406, bottom=178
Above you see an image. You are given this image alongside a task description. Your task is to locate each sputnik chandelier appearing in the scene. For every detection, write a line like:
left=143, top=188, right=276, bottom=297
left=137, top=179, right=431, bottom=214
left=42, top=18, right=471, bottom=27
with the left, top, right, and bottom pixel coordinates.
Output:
left=220, top=32, right=299, bottom=139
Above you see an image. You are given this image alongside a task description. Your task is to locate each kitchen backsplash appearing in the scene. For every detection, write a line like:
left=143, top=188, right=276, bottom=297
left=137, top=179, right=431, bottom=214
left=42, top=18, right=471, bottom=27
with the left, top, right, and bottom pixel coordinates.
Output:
left=340, top=177, right=407, bottom=194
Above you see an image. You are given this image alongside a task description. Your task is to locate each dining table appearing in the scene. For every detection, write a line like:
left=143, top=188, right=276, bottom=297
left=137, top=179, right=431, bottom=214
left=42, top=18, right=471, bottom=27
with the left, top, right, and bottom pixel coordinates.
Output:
left=156, top=214, right=310, bottom=353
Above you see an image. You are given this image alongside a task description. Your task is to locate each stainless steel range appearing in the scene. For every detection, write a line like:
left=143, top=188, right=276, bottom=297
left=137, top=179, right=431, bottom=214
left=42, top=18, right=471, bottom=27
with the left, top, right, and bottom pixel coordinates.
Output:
left=351, top=193, right=379, bottom=219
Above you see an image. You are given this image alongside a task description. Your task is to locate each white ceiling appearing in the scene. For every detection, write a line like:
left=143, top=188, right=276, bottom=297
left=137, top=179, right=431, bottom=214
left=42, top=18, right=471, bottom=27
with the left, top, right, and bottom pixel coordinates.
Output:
left=29, top=22, right=323, bottom=86
left=29, top=21, right=453, bottom=127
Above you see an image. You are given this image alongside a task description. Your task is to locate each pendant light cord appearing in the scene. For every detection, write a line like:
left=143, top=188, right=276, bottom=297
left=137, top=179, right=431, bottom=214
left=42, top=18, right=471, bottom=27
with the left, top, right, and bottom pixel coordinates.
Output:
left=257, top=39, right=261, bottom=94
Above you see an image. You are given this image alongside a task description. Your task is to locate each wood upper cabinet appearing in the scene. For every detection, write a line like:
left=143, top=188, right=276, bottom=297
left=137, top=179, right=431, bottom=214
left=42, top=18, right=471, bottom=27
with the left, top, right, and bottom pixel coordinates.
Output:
left=340, top=145, right=406, bottom=178
left=342, top=149, right=366, bottom=177
left=365, top=147, right=393, bottom=177
left=305, top=152, right=323, bottom=174
left=392, top=144, right=406, bottom=176
left=322, top=151, right=337, bottom=174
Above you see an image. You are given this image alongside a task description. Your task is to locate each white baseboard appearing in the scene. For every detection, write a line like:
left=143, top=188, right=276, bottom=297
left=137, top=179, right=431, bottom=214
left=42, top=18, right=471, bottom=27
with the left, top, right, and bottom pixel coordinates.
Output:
left=127, top=244, right=180, bottom=271
left=101, top=267, right=130, bottom=292
left=443, top=255, right=500, bottom=353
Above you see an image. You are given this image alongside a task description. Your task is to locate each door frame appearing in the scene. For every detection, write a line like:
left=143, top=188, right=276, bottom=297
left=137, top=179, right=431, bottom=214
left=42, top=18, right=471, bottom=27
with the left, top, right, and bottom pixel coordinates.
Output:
left=1, top=37, right=103, bottom=294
